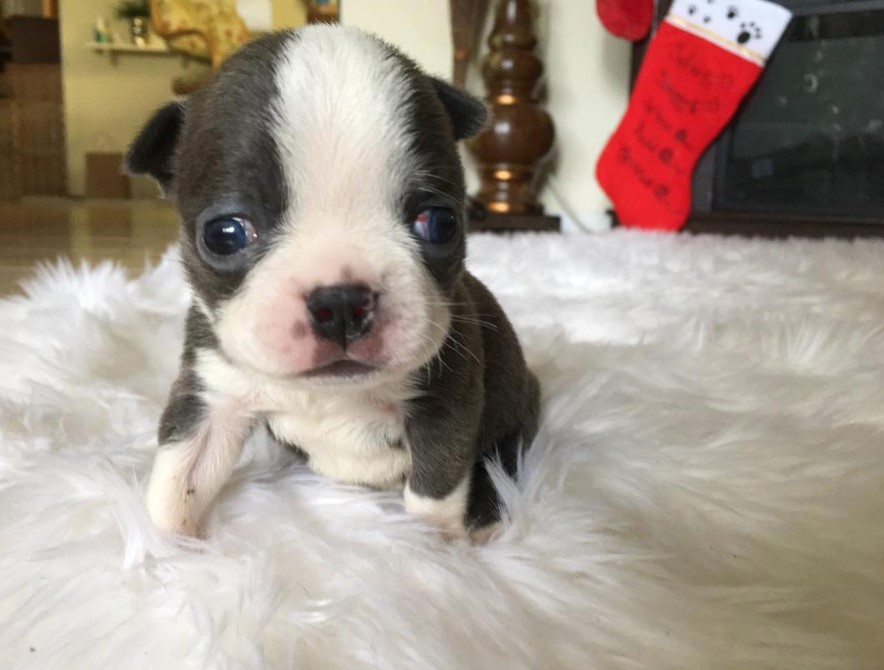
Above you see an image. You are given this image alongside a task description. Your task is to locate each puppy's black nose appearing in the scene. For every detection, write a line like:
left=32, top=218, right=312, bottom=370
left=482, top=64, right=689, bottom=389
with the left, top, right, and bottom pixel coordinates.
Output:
left=306, top=284, right=375, bottom=347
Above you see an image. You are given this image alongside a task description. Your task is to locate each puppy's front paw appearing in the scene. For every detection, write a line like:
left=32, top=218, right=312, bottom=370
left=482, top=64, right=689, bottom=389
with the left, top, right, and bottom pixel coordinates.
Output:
left=146, top=443, right=204, bottom=537
left=404, top=477, right=471, bottom=542
left=146, top=486, right=201, bottom=537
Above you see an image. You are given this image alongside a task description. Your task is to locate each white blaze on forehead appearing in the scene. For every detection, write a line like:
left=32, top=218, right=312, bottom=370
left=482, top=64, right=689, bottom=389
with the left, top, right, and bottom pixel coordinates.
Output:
left=271, top=26, right=416, bottom=225
left=212, top=26, right=451, bottom=381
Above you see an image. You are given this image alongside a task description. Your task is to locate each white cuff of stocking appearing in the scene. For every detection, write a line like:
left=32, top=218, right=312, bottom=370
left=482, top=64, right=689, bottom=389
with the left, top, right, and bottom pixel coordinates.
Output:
left=665, top=0, right=793, bottom=66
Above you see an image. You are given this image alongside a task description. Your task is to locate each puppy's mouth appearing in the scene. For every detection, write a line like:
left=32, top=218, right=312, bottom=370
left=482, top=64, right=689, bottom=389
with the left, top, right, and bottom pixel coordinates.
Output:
left=301, top=359, right=379, bottom=379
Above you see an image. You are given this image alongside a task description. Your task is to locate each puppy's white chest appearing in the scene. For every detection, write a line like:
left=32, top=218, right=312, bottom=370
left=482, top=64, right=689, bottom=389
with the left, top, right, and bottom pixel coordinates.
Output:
left=266, top=392, right=411, bottom=489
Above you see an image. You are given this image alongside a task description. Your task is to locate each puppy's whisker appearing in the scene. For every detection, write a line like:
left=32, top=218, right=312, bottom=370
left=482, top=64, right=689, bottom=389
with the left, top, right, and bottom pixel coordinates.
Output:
left=423, top=301, right=499, bottom=320
left=410, top=172, right=461, bottom=191
left=414, top=329, right=452, bottom=379
left=425, top=320, right=481, bottom=367
left=451, top=334, right=482, bottom=367
left=450, top=316, right=499, bottom=332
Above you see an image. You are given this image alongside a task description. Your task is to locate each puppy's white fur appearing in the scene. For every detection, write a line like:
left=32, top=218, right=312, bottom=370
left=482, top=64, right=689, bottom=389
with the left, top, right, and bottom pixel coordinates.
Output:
left=404, top=475, right=472, bottom=539
left=197, top=348, right=414, bottom=489
left=146, top=402, right=252, bottom=535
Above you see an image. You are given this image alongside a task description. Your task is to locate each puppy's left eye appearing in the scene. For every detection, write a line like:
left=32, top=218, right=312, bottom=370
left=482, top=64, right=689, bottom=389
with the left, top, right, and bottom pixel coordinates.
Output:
left=727, top=6, right=738, bottom=19
left=412, top=207, right=457, bottom=244
left=202, top=216, right=257, bottom=256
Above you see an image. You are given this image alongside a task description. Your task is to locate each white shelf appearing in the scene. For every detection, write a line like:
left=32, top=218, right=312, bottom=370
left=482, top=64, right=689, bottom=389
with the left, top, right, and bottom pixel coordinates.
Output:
left=87, top=41, right=174, bottom=55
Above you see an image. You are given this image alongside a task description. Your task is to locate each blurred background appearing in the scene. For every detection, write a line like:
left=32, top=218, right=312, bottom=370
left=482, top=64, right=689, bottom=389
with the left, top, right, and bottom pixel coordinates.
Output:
left=0, top=1, right=630, bottom=294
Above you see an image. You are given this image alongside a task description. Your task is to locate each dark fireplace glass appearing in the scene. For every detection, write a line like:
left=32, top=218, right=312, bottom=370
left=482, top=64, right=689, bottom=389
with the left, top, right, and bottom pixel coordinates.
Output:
left=716, top=5, right=884, bottom=219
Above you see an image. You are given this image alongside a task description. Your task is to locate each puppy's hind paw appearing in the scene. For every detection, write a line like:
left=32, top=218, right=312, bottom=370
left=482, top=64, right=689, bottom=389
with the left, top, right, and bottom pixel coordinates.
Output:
left=468, top=522, right=502, bottom=545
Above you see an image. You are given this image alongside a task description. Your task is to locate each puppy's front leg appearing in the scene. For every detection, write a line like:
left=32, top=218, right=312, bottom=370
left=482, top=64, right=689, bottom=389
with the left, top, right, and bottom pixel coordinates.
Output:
left=404, top=398, right=481, bottom=540
left=146, top=378, right=252, bottom=536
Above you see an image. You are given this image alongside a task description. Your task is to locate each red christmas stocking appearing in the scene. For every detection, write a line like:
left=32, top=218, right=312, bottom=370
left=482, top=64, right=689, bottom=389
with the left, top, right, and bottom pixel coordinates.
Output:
left=596, top=0, right=792, bottom=231
left=597, top=0, right=654, bottom=41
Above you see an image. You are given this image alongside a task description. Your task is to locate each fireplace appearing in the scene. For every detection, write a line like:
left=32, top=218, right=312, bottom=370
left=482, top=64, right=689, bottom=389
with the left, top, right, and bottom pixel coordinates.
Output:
left=632, top=0, right=884, bottom=237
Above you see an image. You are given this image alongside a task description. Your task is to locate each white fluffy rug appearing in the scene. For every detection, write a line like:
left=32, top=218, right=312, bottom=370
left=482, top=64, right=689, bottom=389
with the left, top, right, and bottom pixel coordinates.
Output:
left=3, top=231, right=884, bottom=669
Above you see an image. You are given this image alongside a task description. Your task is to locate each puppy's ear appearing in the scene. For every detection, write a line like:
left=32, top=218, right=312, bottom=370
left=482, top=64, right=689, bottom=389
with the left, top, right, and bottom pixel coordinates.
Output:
left=429, top=78, right=488, bottom=141
left=125, top=100, right=185, bottom=191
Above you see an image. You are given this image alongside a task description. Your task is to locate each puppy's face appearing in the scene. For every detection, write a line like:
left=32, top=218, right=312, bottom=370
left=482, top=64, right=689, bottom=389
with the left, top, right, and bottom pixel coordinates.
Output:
left=127, top=27, right=486, bottom=386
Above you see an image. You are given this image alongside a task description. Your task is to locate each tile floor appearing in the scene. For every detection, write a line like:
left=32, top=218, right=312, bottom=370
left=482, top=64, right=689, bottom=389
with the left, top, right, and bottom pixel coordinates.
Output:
left=0, top=198, right=179, bottom=295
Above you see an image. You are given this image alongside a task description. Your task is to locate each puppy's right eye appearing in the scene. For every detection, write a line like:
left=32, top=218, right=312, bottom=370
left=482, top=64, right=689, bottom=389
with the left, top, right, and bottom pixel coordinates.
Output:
left=202, top=216, right=257, bottom=256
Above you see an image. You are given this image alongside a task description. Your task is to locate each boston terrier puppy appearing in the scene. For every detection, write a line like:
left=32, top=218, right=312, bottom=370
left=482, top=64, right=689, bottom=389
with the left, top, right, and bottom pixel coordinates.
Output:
left=127, top=25, right=540, bottom=541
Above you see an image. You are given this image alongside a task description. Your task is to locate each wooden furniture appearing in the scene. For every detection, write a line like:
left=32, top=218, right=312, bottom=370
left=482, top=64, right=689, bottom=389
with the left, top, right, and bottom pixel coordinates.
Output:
left=5, top=15, right=58, bottom=62
left=0, top=100, right=20, bottom=200
left=0, top=38, right=66, bottom=199
left=463, top=0, right=560, bottom=232
left=0, top=4, right=65, bottom=199
left=449, top=0, right=488, bottom=88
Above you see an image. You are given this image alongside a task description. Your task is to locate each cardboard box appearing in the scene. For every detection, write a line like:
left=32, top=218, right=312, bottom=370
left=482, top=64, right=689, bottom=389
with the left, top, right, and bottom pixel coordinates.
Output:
left=86, top=153, right=131, bottom=200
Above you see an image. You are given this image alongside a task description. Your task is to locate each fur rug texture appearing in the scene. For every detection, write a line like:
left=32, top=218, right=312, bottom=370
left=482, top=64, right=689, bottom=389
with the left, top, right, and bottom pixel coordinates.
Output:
left=2, top=230, right=884, bottom=669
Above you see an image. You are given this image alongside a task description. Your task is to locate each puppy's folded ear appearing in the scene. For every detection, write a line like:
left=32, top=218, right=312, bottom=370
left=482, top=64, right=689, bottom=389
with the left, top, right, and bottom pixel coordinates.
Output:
left=429, top=78, right=488, bottom=141
left=125, top=100, right=185, bottom=191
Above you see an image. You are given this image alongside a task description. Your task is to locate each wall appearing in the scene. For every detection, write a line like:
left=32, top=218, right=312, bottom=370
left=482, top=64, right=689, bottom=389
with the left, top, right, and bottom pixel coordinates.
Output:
left=270, top=0, right=306, bottom=32
left=343, top=0, right=632, bottom=231
left=59, top=0, right=209, bottom=197
left=58, top=0, right=302, bottom=198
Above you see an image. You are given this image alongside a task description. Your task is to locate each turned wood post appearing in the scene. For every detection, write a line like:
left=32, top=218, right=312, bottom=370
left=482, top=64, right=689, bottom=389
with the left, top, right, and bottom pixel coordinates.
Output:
left=468, top=0, right=555, bottom=219
left=449, top=0, right=490, bottom=88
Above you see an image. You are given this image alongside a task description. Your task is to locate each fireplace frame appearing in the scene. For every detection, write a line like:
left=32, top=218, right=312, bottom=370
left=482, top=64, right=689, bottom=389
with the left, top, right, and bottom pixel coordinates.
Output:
left=626, top=0, right=884, bottom=238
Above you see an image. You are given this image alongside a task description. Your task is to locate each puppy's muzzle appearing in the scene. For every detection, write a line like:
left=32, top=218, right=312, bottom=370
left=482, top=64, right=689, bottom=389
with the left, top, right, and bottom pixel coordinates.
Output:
left=306, top=283, right=376, bottom=348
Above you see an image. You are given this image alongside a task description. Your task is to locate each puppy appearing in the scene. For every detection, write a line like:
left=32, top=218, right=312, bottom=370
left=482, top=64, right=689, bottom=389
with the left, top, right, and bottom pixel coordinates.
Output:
left=127, top=25, right=540, bottom=541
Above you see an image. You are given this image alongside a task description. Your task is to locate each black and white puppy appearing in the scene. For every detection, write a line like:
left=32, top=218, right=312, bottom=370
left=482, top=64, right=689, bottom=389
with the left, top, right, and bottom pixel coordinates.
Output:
left=127, top=25, right=540, bottom=541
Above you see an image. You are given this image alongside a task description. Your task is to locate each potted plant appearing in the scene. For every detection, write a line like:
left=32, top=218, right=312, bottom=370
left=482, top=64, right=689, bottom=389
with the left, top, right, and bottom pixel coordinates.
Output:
left=115, top=0, right=151, bottom=47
